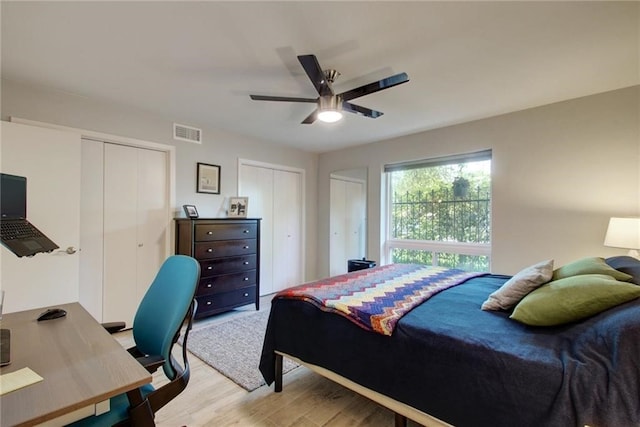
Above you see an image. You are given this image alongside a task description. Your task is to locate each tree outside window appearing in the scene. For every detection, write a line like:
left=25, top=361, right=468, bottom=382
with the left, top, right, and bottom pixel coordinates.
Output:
left=385, top=153, right=491, bottom=272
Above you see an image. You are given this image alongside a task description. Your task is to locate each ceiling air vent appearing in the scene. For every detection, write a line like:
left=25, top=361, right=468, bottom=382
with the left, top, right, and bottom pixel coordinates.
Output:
left=173, top=123, right=202, bottom=144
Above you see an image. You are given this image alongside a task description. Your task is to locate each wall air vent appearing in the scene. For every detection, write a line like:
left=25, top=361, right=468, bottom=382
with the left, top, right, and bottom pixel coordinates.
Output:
left=173, top=123, right=202, bottom=144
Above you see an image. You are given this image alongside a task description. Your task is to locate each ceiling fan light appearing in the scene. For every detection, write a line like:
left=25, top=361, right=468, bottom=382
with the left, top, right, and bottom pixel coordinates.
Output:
left=317, top=110, right=343, bottom=123
left=318, top=95, right=343, bottom=123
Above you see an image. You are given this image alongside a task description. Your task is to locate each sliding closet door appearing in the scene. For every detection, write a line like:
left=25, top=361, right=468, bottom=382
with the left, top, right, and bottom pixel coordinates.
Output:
left=103, top=144, right=139, bottom=325
left=136, top=148, right=168, bottom=299
left=329, top=177, right=366, bottom=275
left=272, top=169, right=303, bottom=291
left=329, top=178, right=347, bottom=276
left=240, top=162, right=303, bottom=295
left=102, top=144, right=168, bottom=326
left=239, top=164, right=275, bottom=294
left=80, top=138, right=104, bottom=319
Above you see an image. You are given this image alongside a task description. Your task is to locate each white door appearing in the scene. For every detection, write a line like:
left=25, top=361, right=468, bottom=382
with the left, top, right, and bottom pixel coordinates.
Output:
left=345, top=180, right=366, bottom=260
left=102, top=144, right=168, bottom=326
left=329, top=177, right=366, bottom=275
left=0, top=121, right=81, bottom=313
left=240, top=164, right=275, bottom=294
left=240, top=162, right=303, bottom=295
left=329, top=178, right=347, bottom=276
left=79, top=139, right=104, bottom=319
left=103, top=144, right=139, bottom=324
left=136, top=147, right=168, bottom=304
left=272, top=169, right=303, bottom=292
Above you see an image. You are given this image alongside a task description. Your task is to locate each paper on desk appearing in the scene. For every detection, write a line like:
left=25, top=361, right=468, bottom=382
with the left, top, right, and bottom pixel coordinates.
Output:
left=0, top=367, right=44, bottom=395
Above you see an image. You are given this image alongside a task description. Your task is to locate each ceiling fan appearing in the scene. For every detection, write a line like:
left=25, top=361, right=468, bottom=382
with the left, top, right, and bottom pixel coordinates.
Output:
left=250, top=54, right=409, bottom=124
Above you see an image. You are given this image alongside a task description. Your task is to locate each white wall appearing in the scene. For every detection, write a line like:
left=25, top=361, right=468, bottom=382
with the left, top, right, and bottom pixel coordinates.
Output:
left=318, top=86, right=640, bottom=275
left=3, top=79, right=638, bottom=280
left=1, top=78, right=319, bottom=281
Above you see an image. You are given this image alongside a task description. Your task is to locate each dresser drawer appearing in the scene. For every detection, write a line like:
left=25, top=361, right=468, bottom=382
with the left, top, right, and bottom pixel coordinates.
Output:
left=195, top=223, right=258, bottom=241
left=200, top=254, right=257, bottom=277
left=195, top=286, right=256, bottom=317
left=197, top=269, right=257, bottom=295
left=194, top=239, right=256, bottom=259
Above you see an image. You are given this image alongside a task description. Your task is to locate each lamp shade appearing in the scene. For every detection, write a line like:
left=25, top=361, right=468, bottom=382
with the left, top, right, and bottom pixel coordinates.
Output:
left=604, top=217, right=640, bottom=250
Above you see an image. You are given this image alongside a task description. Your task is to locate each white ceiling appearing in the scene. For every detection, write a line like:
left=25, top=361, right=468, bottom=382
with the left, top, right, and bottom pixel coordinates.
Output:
left=2, top=1, right=638, bottom=153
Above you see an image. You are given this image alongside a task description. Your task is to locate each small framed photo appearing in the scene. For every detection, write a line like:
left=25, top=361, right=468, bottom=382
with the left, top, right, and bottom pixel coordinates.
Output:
left=228, top=197, right=248, bottom=218
left=197, top=162, right=221, bottom=194
left=183, top=204, right=199, bottom=218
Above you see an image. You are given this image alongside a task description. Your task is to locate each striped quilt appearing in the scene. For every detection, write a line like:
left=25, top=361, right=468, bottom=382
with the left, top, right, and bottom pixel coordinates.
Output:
left=275, top=264, right=485, bottom=336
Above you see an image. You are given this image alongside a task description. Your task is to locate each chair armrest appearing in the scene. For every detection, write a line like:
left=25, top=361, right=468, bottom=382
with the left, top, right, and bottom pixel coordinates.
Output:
left=101, top=321, right=126, bottom=334
left=135, top=354, right=165, bottom=374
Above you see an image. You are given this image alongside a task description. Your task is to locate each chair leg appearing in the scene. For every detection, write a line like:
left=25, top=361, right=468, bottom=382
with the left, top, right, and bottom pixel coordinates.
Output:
left=126, top=389, right=155, bottom=426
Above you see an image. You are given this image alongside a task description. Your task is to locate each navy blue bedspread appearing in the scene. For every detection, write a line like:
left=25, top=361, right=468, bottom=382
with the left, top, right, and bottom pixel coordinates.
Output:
left=259, top=274, right=640, bottom=427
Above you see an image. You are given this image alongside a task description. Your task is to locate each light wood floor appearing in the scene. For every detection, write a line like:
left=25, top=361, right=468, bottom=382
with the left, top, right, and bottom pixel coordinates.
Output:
left=115, top=296, right=423, bottom=427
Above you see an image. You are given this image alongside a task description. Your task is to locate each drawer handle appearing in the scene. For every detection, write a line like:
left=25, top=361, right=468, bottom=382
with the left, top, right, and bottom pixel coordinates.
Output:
left=207, top=248, right=213, bottom=253
left=243, top=229, right=250, bottom=233
left=206, top=284, right=212, bottom=288
left=243, top=293, right=249, bottom=297
left=243, top=261, right=249, bottom=265
left=207, top=231, right=213, bottom=235
left=243, top=245, right=250, bottom=249
left=243, top=277, right=249, bottom=281
left=206, top=301, right=212, bottom=305
left=207, top=266, right=213, bottom=270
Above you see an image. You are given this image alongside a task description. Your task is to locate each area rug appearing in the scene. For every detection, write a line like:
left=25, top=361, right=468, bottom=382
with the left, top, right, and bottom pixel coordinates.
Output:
left=185, top=310, right=299, bottom=392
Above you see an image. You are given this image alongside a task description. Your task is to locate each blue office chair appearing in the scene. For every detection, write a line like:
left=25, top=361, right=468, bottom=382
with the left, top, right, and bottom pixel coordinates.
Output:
left=68, top=255, right=201, bottom=427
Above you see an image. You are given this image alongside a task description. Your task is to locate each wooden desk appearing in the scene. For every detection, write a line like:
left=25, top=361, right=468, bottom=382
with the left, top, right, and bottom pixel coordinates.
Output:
left=0, top=302, right=152, bottom=426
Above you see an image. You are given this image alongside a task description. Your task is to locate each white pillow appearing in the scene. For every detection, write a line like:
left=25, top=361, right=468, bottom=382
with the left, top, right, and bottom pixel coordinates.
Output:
left=481, top=259, right=554, bottom=311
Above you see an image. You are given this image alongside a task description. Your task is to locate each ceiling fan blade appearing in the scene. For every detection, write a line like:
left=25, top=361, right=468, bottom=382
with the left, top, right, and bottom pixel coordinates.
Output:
left=298, top=54, right=334, bottom=97
left=301, top=109, right=318, bottom=124
left=250, top=94, right=317, bottom=103
left=339, top=72, right=409, bottom=102
left=342, top=102, right=384, bottom=119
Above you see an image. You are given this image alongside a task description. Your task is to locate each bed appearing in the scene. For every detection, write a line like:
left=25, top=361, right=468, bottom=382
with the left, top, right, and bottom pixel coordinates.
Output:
left=259, top=256, right=640, bottom=427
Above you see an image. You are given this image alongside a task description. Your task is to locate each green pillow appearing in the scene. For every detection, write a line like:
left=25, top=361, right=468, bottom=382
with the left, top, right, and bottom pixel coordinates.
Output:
left=510, top=274, right=640, bottom=326
left=552, top=257, right=633, bottom=282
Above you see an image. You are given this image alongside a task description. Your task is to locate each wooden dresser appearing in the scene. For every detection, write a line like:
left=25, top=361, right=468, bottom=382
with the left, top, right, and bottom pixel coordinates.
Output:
left=174, top=218, right=261, bottom=318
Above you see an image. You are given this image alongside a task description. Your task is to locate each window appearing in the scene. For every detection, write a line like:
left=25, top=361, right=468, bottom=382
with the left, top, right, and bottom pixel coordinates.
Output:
left=384, top=150, right=491, bottom=271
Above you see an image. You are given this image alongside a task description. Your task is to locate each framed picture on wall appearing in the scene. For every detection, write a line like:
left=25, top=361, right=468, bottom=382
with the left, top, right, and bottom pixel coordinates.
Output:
left=196, top=162, right=220, bottom=194
left=228, top=197, right=248, bottom=218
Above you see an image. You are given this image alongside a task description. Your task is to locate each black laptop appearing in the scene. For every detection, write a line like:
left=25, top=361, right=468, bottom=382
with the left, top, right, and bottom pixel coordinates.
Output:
left=0, top=173, right=59, bottom=257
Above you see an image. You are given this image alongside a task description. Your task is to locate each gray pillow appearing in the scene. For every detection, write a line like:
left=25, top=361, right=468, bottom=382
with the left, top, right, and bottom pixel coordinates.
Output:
left=482, top=259, right=554, bottom=311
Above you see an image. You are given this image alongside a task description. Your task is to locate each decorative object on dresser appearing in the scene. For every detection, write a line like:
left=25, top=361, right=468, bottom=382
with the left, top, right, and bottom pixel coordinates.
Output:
left=175, top=218, right=261, bottom=318
left=228, top=197, right=249, bottom=218
left=196, top=162, right=221, bottom=194
left=182, top=204, right=199, bottom=219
